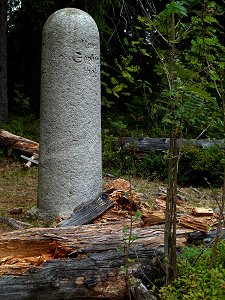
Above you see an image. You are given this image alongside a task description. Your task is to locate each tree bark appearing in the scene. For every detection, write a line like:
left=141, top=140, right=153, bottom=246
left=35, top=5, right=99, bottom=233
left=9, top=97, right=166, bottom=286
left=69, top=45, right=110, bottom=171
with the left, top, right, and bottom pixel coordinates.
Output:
left=0, top=223, right=190, bottom=299
left=57, top=193, right=114, bottom=227
left=0, top=0, right=8, bottom=122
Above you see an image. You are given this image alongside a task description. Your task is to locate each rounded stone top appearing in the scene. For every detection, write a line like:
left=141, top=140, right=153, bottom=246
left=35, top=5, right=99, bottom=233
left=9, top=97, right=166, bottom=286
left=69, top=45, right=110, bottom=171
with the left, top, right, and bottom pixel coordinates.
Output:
left=43, top=8, right=99, bottom=35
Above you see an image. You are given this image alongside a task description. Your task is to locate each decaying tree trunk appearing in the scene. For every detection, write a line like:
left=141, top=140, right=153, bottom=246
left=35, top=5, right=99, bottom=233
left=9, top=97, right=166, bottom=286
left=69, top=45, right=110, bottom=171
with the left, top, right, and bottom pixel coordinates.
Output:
left=0, top=130, right=39, bottom=156
left=118, top=137, right=225, bottom=154
left=0, top=223, right=191, bottom=299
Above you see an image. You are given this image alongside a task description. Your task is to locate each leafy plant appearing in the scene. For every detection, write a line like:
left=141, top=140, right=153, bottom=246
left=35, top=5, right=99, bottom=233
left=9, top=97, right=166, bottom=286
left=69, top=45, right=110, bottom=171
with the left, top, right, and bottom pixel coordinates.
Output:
left=159, top=241, right=225, bottom=299
left=118, top=202, right=142, bottom=300
left=179, top=144, right=225, bottom=186
left=101, top=37, right=155, bottom=133
left=102, top=130, right=121, bottom=175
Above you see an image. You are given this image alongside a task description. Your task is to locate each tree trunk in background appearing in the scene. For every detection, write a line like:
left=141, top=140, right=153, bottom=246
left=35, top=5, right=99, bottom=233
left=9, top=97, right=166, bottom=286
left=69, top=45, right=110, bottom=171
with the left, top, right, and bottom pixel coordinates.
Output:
left=0, top=0, right=8, bottom=122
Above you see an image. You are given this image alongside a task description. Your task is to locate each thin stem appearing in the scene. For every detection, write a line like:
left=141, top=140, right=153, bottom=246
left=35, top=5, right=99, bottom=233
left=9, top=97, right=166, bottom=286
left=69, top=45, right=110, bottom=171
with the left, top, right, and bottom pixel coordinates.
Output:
left=164, top=3, right=177, bottom=285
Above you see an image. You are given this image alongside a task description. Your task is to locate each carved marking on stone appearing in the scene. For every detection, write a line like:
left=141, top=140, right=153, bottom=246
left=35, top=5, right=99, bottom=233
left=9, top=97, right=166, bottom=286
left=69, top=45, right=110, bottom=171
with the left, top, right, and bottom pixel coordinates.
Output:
left=81, top=37, right=96, bottom=47
left=84, top=53, right=99, bottom=61
left=84, top=65, right=98, bottom=74
left=81, top=51, right=99, bottom=75
left=72, top=51, right=83, bottom=63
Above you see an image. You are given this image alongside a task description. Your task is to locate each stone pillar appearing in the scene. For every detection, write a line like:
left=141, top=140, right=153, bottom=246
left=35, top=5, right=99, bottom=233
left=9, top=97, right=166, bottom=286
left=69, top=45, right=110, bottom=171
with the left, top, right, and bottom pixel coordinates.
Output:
left=38, top=8, right=102, bottom=219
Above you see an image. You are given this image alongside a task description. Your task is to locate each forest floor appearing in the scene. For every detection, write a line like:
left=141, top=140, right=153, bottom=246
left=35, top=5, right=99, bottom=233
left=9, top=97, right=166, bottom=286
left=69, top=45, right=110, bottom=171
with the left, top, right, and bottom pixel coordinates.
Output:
left=0, top=160, right=222, bottom=233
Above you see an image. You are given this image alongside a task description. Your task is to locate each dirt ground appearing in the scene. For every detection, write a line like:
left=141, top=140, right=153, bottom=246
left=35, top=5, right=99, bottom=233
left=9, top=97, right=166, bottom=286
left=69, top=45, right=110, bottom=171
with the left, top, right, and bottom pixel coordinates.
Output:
left=0, top=160, right=222, bottom=232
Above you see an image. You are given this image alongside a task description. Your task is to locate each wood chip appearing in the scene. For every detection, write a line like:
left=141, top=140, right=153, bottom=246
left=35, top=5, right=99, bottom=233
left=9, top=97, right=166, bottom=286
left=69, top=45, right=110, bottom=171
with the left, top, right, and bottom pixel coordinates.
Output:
left=155, top=198, right=186, bottom=213
left=8, top=207, right=23, bottom=215
left=104, top=178, right=132, bottom=193
left=141, top=209, right=165, bottom=226
left=192, top=207, right=214, bottom=216
left=178, top=214, right=218, bottom=232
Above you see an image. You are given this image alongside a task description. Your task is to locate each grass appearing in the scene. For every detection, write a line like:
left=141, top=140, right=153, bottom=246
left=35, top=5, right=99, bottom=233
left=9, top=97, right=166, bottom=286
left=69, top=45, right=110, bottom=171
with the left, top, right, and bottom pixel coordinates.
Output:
left=123, top=175, right=222, bottom=210
left=0, top=160, right=223, bottom=232
left=0, top=161, right=38, bottom=231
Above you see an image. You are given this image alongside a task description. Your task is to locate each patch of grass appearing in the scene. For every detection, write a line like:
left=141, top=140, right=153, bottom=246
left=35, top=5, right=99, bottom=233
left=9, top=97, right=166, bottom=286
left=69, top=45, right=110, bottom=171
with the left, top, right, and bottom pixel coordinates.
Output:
left=0, top=161, right=38, bottom=231
left=119, top=175, right=221, bottom=210
left=0, top=161, right=223, bottom=232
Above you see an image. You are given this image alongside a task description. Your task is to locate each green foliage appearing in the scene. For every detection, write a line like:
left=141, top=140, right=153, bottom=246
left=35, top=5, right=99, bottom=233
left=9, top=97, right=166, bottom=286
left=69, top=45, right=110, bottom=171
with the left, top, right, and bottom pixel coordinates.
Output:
left=192, top=146, right=225, bottom=186
left=137, top=0, right=224, bottom=139
left=158, top=1, right=188, bottom=19
left=157, top=73, right=219, bottom=134
left=0, top=115, right=39, bottom=141
left=136, top=152, right=168, bottom=181
left=101, top=35, right=156, bottom=133
left=13, top=84, right=30, bottom=115
left=102, top=130, right=120, bottom=175
left=159, top=241, right=225, bottom=299
left=102, top=130, right=225, bottom=186
left=102, top=53, right=140, bottom=100
left=185, top=0, right=225, bottom=103
left=179, top=144, right=225, bottom=186
left=102, top=130, right=168, bottom=180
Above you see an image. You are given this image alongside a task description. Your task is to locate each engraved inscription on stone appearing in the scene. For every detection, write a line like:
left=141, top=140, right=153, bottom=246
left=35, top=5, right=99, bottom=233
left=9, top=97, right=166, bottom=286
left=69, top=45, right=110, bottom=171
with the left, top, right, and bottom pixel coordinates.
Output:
left=81, top=37, right=96, bottom=47
left=72, top=51, right=83, bottom=63
left=84, top=65, right=98, bottom=74
left=72, top=50, right=99, bottom=75
left=84, top=53, right=99, bottom=61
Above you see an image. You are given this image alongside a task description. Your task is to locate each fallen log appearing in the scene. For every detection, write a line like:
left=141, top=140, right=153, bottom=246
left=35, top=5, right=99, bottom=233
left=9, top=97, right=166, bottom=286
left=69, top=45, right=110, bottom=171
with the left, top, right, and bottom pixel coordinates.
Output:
left=0, top=223, right=191, bottom=299
left=1, top=130, right=224, bottom=158
left=1, top=129, right=224, bottom=158
left=189, top=228, right=225, bottom=245
left=117, top=137, right=225, bottom=153
left=0, top=129, right=39, bottom=156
